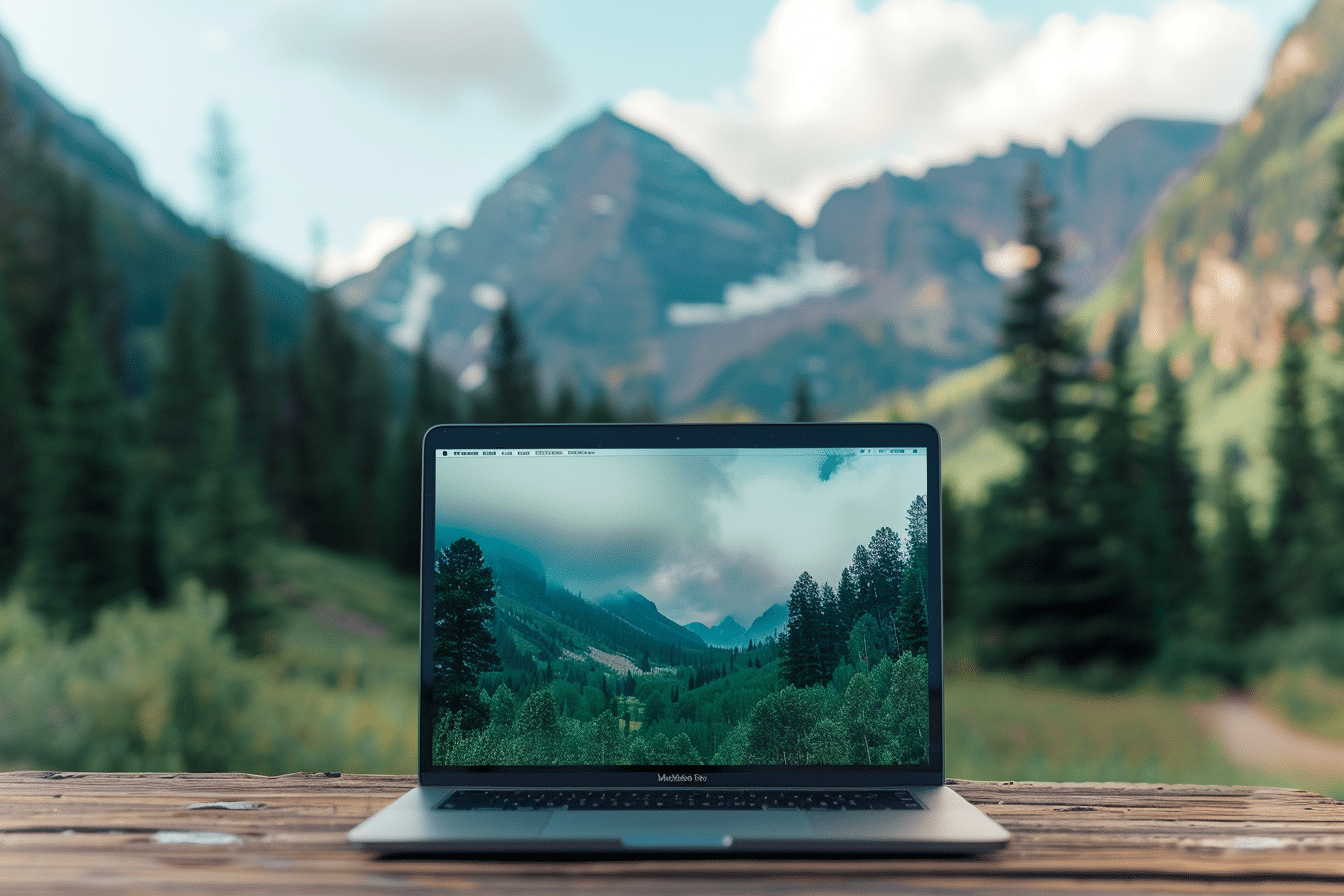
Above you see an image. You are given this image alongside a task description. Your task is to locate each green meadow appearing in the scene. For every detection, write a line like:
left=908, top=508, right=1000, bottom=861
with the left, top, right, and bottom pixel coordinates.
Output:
left=5, top=541, right=1344, bottom=804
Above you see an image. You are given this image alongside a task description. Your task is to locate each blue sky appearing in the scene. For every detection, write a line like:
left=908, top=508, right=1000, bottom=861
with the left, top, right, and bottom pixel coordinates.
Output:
left=0, top=0, right=1315, bottom=283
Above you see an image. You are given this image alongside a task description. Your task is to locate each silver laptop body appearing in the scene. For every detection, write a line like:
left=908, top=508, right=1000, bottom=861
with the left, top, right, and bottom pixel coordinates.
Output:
left=350, top=422, right=1009, bottom=854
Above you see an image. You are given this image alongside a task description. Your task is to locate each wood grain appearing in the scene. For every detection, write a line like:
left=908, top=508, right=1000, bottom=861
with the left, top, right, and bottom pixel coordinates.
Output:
left=2, top=772, right=1343, bottom=894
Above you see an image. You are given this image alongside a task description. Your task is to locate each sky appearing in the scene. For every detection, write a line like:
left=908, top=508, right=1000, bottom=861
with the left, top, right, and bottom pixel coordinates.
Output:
left=434, top=449, right=928, bottom=628
left=0, top=0, right=1315, bottom=285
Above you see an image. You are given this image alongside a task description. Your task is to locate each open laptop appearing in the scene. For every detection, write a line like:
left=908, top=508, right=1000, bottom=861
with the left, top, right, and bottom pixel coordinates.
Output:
left=349, top=421, right=1009, bottom=854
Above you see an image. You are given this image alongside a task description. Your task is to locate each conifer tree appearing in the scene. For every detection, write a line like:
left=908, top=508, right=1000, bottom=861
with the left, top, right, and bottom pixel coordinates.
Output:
left=1147, top=356, right=1204, bottom=634
left=187, top=387, right=271, bottom=652
left=1268, top=309, right=1343, bottom=617
left=897, top=496, right=929, bottom=655
left=206, top=236, right=264, bottom=447
left=25, top=300, right=132, bottom=635
left=1209, top=443, right=1275, bottom=643
left=10, top=170, right=105, bottom=408
left=147, top=278, right=214, bottom=507
left=480, top=301, right=541, bottom=423
left=433, top=537, right=502, bottom=730
left=0, top=291, right=33, bottom=588
left=282, top=288, right=389, bottom=552
left=978, top=167, right=1154, bottom=670
left=1086, top=325, right=1148, bottom=639
left=867, top=526, right=903, bottom=648
left=379, top=334, right=458, bottom=572
left=792, top=376, right=815, bottom=422
left=941, top=484, right=963, bottom=625
left=783, top=571, right=823, bottom=687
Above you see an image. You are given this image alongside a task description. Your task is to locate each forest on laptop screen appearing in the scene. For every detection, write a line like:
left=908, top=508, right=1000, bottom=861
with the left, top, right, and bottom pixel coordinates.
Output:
left=430, top=448, right=930, bottom=767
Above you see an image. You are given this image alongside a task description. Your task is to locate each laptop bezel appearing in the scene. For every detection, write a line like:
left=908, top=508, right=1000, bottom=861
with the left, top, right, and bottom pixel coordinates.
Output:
left=417, top=421, right=945, bottom=788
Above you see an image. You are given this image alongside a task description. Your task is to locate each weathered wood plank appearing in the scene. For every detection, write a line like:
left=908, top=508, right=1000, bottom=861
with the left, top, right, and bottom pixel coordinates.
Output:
left=2, top=772, right=1343, bottom=894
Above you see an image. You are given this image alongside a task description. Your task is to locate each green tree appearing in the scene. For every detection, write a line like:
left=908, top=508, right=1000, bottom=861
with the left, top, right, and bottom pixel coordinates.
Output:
left=978, top=167, right=1154, bottom=671
left=1268, top=310, right=1343, bottom=618
left=1147, top=356, right=1204, bottom=635
left=281, top=288, right=389, bottom=552
left=184, top=388, right=271, bottom=653
left=479, top=301, right=541, bottom=423
left=792, top=376, right=815, bottom=422
left=146, top=278, right=214, bottom=506
left=867, top=526, right=903, bottom=647
left=432, top=537, right=502, bottom=730
left=897, top=496, right=929, bottom=655
left=1209, top=443, right=1275, bottom=643
left=783, top=571, right=823, bottom=688
left=206, top=236, right=264, bottom=447
left=0, top=290, right=33, bottom=588
left=942, top=484, right=964, bottom=625
left=25, top=300, right=132, bottom=635
left=379, top=334, right=458, bottom=572
left=8, top=170, right=107, bottom=409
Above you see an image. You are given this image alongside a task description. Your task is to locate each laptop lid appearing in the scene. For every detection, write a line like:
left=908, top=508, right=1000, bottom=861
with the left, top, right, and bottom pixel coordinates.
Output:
left=418, top=422, right=944, bottom=789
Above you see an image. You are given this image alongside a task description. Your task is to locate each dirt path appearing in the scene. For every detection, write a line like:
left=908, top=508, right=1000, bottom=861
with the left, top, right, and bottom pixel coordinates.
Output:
left=1191, top=694, right=1344, bottom=777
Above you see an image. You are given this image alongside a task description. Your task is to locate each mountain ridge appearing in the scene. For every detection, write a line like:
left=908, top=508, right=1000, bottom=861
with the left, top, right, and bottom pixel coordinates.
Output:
left=339, top=109, right=1219, bottom=420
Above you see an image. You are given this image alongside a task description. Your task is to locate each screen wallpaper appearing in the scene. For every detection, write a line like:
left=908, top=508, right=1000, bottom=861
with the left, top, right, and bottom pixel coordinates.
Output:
left=430, top=446, right=930, bottom=768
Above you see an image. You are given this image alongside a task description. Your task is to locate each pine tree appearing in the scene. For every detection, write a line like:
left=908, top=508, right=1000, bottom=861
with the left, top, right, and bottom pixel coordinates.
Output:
left=1268, top=309, right=1344, bottom=617
left=1209, top=443, right=1276, bottom=643
left=941, top=484, right=963, bottom=625
left=1086, top=325, right=1149, bottom=643
left=783, top=571, right=823, bottom=687
left=147, top=278, right=214, bottom=507
left=206, top=236, right=263, bottom=446
left=187, top=388, right=271, bottom=652
left=379, top=334, right=458, bottom=572
left=1147, top=356, right=1204, bottom=635
left=0, top=290, right=34, bottom=588
left=867, top=526, right=903, bottom=648
left=897, top=496, right=929, bottom=655
left=433, top=538, right=502, bottom=729
left=282, top=288, right=389, bottom=552
left=9, top=169, right=106, bottom=409
left=792, top=376, right=815, bottom=422
left=480, top=301, right=541, bottom=423
left=978, top=167, right=1154, bottom=670
left=818, top=581, right=843, bottom=680
left=25, top=300, right=132, bottom=635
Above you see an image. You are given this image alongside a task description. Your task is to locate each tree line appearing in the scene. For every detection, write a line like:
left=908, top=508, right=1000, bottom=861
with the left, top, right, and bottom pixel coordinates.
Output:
left=955, top=153, right=1344, bottom=684
left=782, top=500, right=929, bottom=689
left=0, top=120, right=641, bottom=652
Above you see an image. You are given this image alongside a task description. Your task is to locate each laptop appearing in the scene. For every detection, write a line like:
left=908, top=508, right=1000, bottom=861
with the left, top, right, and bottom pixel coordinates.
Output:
left=349, top=421, right=1009, bottom=854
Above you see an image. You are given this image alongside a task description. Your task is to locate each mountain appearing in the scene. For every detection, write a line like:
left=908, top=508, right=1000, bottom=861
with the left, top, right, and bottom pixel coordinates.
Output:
left=338, top=110, right=799, bottom=408
left=684, top=615, right=746, bottom=649
left=598, top=588, right=706, bottom=650
left=0, top=31, right=310, bottom=389
left=912, top=0, right=1344, bottom=508
left=685, top=603, right=787, bottom=649
left=339, top=109, right=1217, bottom=419
left=744, top=603, right=787, bottom=644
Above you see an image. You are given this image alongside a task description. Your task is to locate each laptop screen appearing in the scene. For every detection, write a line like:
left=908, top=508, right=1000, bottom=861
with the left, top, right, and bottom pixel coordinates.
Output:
left=420, top=423, right=942, bottom=785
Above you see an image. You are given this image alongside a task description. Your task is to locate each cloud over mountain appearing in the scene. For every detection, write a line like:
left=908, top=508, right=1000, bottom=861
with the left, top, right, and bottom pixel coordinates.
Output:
left=618, top=0, right=1268, bottom=224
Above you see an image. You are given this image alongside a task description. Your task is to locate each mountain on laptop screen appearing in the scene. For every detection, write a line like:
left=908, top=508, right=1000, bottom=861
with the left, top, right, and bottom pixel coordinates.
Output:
left=429, top=446, right=930, bottom=769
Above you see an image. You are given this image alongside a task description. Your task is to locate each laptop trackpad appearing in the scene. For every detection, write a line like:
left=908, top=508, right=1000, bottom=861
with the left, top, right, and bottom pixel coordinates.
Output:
left=544, top=810, right=812, bottom=848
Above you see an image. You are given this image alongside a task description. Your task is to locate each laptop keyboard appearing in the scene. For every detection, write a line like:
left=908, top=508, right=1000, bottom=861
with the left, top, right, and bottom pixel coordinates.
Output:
left=438, top=789, right=922, bottom=811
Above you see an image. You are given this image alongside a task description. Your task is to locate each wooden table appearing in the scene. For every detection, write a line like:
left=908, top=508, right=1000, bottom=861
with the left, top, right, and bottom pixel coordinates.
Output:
left=2, top=772, right=1343, bottom=894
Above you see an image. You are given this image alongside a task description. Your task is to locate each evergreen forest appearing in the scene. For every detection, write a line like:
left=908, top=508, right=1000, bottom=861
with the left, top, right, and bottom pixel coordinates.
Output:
left=430, top=497, right=930, bottom=768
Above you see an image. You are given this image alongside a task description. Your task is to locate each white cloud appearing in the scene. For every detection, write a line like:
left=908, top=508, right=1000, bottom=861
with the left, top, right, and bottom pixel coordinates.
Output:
left=618, top=0, right=1268, bottom=224
left=316, top=216, right=413, bottom=285
left=270, top=0, right=565, bottom=114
